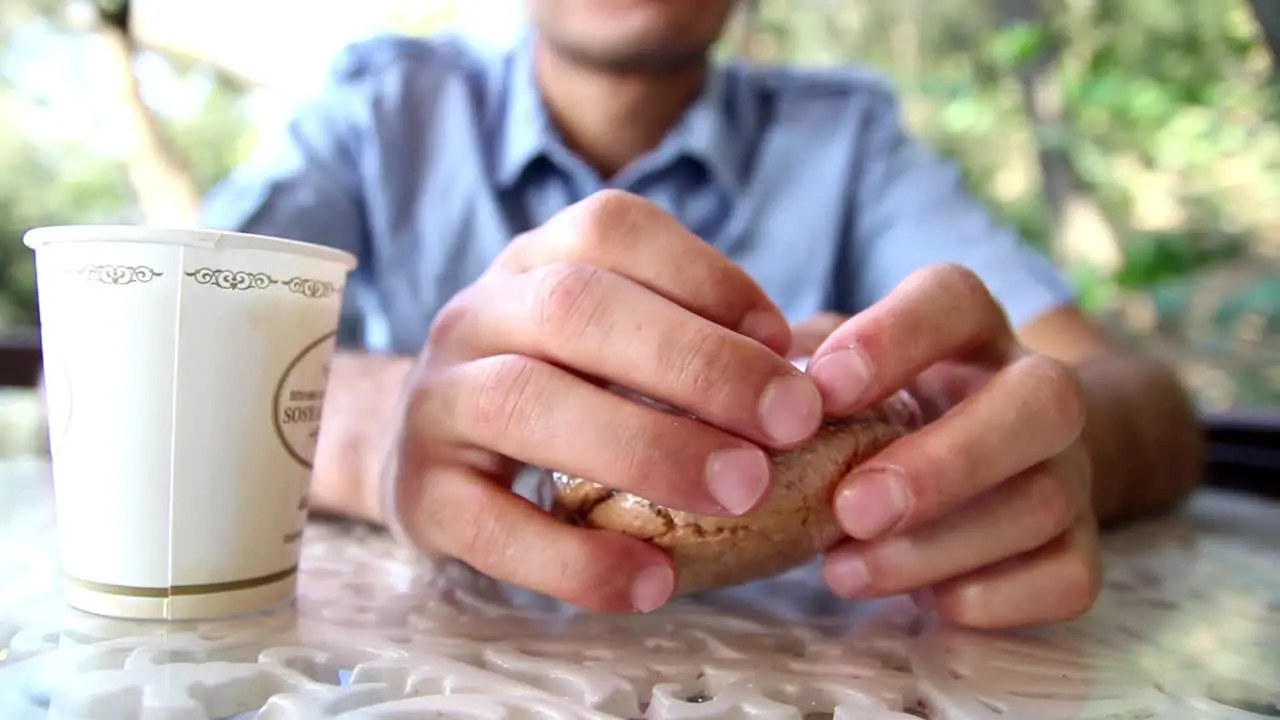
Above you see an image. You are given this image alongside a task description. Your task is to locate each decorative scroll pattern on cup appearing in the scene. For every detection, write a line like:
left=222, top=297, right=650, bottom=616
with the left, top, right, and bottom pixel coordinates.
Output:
left=1, top=474, right=1278, bottom=719
left=184, top=268, right=340, bottom=299
left=69, top=264, right=164, bottom=285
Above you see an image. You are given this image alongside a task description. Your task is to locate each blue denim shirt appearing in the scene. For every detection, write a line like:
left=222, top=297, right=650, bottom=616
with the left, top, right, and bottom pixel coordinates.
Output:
left=201, top=33, right=1074, bottom=354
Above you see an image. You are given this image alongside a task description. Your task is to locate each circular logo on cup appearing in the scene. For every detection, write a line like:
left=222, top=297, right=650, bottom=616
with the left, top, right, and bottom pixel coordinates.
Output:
left=272, top=332, right=337, bottom=469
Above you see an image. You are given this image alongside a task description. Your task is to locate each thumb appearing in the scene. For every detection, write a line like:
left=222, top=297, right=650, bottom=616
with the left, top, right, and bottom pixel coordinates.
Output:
left=789, top=312, right=849, bottom=359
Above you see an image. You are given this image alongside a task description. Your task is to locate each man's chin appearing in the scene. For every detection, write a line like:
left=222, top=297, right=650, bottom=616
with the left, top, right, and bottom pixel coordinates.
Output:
left=546, top=36, right=712, bottom=76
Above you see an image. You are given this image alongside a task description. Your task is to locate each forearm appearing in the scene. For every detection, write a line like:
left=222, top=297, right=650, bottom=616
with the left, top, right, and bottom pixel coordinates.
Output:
left=311, top=350, right=415, bottom=523
left=1075, top=353, right=1205, bottom=525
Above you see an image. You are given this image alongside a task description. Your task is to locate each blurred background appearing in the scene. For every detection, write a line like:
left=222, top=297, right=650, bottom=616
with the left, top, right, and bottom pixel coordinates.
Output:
left=0, top=0, right=1276, bottom=457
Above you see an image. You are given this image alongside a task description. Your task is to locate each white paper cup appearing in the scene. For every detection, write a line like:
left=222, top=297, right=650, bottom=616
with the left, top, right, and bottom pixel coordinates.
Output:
left=25, top=226, right=357, bottom=621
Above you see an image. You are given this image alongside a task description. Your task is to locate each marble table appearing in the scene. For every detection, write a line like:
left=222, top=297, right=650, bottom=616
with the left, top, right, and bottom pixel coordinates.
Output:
left=1, top=458, right=1278, bottom=719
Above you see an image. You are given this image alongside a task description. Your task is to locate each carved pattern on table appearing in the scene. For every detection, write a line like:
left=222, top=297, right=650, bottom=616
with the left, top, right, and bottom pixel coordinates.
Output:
left=1, top=475, right=1278, bottom=719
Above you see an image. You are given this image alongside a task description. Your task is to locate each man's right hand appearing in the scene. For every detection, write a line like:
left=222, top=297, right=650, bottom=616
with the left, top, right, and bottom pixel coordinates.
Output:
left=382, top=190, right=824, bottom=613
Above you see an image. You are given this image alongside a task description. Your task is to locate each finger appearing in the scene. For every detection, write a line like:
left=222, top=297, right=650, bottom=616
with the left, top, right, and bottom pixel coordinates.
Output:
left=421, top=354, right=776, bottom=516
left=833, top=353, right=1087, bottom=540
left=397, top=463, right=677, bottom=613
left=790, top=312, right=848, bottom=359
left=491, top=189, right=792, bottom=355
left=429, top=264, right=822, bottom=449
left=908, top=360, right=994, bottom=422
left=823, top=453, right=1087, bottom=599
left=808, top=263, right=1021, bottom=414
left=928, top=514, right=1102, bottom=629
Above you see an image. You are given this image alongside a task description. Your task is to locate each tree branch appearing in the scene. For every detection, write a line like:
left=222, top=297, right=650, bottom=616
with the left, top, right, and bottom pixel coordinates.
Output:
left=90, top=0, right=202, bottom=225
left=131, top=35, right=263, bottom=90
left=1246, top=0, right=1280, bottom=83
left=996, top=0, right=1123, bottom=272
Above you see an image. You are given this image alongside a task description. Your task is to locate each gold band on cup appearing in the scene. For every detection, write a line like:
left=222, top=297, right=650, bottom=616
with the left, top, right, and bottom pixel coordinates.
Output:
left=65, top=565, right=297, bottom=598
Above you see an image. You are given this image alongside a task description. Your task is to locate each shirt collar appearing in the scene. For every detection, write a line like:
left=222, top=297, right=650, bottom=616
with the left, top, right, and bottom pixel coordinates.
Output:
left=494, top=33, right=554, bottom=189
left=658, top=67, right=748, bottom=194
left=493, top=34, right=751, bottom=195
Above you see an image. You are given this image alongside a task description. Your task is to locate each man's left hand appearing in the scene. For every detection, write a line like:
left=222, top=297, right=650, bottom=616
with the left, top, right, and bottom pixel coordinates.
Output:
left=798, top=264, right=1101, bottom=629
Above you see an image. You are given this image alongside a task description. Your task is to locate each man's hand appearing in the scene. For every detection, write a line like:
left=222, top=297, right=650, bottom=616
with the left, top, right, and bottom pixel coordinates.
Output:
left=804, top=264, right=1100, bottom=629
left=384, top=190, right=824, bottom=614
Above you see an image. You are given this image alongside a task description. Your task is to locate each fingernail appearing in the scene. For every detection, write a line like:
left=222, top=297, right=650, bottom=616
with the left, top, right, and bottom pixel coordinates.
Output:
left=738, top=309, right=789, bottom=350
left=836, top=470, right=908, bottom=540
left=809, top=345, right=874, bottom=411
left=705, top=446, right=771, bottom=515
left=758, top=374, right=823, bottom=445
left=631, top=564, right=674, bottom=613
left=827, top=554, right=871, bottom=597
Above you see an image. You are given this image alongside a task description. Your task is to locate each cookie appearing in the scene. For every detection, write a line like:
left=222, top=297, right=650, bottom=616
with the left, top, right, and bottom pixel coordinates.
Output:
left=550, top=389, right=922, bottom=594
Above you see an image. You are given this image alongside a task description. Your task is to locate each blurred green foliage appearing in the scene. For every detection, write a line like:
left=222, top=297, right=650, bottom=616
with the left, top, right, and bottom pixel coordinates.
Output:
left=0, top=37, right=253, bottom=324
left=0, top=113, right=135, bottom=326
left=725, top=0, right=1278, bottom=409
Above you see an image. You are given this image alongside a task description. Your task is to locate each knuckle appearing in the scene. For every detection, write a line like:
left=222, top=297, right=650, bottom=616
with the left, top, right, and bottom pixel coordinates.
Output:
left=1026, top=470, right=1078, bottom=536
left=490, top=230, right=538, bottom=272
left=440, top=497, right=510, bottom=566
left=616, top=418, right=707, bottom=505
left=900, top=264, right=1009, bottom=342
left=898, top=464, right=940, bottom=521
left=470, top=354, right=544, bottom=437
left=582, top=187, right=647, bottom=217
left=1021, top=354, right=1087, bottom=439
left=931, top=263, right=1009, bottom=333
left=928, top=263, right=991, bottom=306
left=660, top=329, right=738, bottom=410
left=569, top=189, right=648, bottom=252
left=1057, top=550, right=1102, bottom=618
left=402, top=375, right=439, bottom=443
left=934, top=542, right=1101, bottom=628
left=530, top=261, right=609, bottom=338
left=427, top=287, right=477, bottom=348
left=612, top=422, right=672, bottom=495
left=898, top=434, right=952, bottom=516
left=585, top=187, right=646, bottom=210
left=406, top=471, right=460, bottom=556
left=545, top=540, right=611, bottom=606
left=854, top=552, right=897, bottom=595
left=933, top=582, right=987, bottom=627
left=563, top=540, right=649, bottom=612
left=699, top=262, right=754, bottom=315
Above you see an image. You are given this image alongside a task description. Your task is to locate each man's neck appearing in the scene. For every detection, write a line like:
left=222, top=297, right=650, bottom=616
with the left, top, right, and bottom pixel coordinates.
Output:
left=533, top=41, right=707, bottom=180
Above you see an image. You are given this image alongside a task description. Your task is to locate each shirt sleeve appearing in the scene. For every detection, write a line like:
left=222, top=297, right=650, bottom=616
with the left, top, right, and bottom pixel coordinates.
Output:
left=198, top=49, right=386, bottom=352
left=845, top=91, right=1077, bottom=329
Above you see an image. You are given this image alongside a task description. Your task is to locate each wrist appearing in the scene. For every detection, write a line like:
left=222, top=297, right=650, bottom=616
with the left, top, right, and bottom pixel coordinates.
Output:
left=360, top=354, right=416, bottom=524
left=1074, top=354, right=1202, bottom=525
left=1075, top=357, right=1135, bottom=523
left=311, top=351, right=415, bottom=524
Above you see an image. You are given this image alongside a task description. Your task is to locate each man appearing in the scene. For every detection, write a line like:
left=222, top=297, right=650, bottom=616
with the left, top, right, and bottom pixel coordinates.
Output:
left=201, top=0, right=1204, bottom=628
